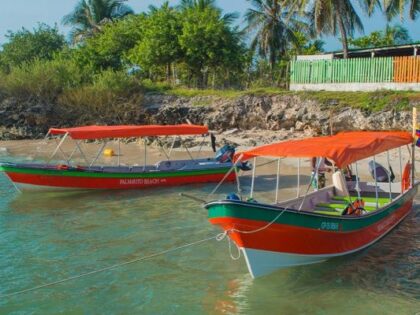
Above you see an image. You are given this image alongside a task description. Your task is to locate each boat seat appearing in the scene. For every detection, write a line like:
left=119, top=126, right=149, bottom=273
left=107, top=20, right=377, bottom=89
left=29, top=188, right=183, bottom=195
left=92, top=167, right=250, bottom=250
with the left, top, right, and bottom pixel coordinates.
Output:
left=155, top=160, right=187, bottom=171
left=317, top=202, right=378, bottom=212
left=313, top=210, right=342, bottom=216
left=332, top=195, right=391, bottom=205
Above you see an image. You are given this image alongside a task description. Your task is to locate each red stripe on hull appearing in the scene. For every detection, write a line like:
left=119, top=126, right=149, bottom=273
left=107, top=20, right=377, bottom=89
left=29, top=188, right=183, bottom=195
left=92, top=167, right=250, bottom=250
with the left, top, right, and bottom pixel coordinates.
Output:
left=210, top=199, right=413, bottom=255
left=6, top=171, right=235, bottom=190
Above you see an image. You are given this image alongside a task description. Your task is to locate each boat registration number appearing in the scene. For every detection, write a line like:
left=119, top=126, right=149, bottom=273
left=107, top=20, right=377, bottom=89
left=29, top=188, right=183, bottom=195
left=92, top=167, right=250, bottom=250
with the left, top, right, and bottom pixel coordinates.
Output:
left=320, top=222, right=340, bottom=231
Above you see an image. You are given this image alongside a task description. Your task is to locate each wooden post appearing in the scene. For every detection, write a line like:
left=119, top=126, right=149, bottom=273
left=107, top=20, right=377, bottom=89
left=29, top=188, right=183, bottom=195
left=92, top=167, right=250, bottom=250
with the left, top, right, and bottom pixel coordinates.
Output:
left=412, top=107, right=417, bottom=186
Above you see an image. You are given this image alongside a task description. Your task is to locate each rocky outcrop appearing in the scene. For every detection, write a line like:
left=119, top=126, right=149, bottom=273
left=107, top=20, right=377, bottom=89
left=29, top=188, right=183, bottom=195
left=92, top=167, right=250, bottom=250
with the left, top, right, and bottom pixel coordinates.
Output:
left=0, top=98, right=59, bottom=140
left=0, top=93, right=416, bottom=142
left=143, top=94, right=413, bottom=135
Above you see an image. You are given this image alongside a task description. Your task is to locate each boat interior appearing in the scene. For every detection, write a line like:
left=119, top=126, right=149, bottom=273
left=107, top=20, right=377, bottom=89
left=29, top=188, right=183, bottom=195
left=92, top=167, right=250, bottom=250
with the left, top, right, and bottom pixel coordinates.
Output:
left=277, top=171, right=403, bottom=216
left=8, top=158, right=231, bottom=173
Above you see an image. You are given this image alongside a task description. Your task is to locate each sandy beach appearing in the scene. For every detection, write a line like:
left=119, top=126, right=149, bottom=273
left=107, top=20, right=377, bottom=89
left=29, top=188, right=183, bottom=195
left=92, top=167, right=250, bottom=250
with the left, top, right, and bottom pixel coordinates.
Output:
left=1, top=134, right=419, bottom=183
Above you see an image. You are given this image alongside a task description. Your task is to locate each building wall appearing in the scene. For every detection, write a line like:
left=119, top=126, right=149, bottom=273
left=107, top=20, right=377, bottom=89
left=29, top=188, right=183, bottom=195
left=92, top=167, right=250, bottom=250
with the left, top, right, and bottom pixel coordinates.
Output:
left=290, top=56, right=420, bottom=91
left=290, top=82, right=420, bottom=92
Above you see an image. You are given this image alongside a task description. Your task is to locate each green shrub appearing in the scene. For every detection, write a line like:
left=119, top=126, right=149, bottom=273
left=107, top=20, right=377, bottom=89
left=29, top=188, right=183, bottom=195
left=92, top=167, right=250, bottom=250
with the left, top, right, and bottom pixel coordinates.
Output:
left=1, top=24, right=66, bottom=70
left=71, top=15, right=146, bottom=72
left=57, top=70, right=143, bottom=124
left=0, top=56, right=89, bottom=102
left=93, top=69, right=141, bottom=95
left=141, top=79, right=172, bottom=93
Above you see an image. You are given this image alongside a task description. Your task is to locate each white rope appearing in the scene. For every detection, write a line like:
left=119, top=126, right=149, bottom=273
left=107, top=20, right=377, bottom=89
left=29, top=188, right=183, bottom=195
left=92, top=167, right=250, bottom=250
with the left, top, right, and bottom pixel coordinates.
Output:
left=215, top=204, right=290, bottom=261
left=0, top=235, right=219, bottom=299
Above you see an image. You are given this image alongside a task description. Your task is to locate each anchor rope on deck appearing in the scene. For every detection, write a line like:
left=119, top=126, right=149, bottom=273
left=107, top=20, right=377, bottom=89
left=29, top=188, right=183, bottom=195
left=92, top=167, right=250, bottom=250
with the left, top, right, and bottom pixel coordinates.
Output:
left=0, top=234, right=222, bottom=299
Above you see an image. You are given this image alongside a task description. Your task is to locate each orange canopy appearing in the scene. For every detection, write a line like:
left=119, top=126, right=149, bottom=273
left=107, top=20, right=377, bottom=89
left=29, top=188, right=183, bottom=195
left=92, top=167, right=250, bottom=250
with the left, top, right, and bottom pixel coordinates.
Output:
left=49, top=124, right=208, bottom=140
left=236, top=131, right=413, bottom=167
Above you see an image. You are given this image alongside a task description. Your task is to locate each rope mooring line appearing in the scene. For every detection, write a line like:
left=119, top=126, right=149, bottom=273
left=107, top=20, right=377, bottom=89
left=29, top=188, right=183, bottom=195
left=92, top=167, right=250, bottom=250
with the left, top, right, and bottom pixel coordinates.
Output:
left=0, top=234, right=219, bottom=299
left=215, top=205, right=290, bottom=261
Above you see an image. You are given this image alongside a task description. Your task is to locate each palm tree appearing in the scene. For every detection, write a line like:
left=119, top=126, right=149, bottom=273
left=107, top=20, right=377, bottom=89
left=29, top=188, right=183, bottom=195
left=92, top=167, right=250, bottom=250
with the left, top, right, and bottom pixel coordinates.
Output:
left=303, top=0, right=363, bottom=58
left=63, top=0, right=133, bottom=43
left=387, top=0, right=419, bottom=19
left=178, top=0, right=239, bottom=23
left=245, top=0, right=307, bottom=74
left=178, top=0, right=216, bottom=10
left=383, top=24, right=411, bottom=44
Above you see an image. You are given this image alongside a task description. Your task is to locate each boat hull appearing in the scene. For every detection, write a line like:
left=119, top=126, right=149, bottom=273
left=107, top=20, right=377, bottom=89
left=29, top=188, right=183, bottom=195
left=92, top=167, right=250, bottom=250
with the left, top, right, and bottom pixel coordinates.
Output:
left=206, top=186, right=417, bottom=278
left=0, top=164, right=235, bottom=191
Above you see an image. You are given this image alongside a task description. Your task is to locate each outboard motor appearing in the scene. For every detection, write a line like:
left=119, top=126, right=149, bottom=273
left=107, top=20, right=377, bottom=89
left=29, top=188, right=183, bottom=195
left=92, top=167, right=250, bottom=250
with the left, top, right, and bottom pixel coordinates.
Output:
left=216, top=145, right=235, bottom=163
left=368, top=160, right=394, bottom=183
left=226, top=193, right=240, bottom=201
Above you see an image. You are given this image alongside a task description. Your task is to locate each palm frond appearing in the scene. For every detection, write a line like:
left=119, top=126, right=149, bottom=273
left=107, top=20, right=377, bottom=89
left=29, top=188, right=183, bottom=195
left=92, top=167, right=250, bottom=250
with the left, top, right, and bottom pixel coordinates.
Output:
left=62, top=0, right=134, bottom=43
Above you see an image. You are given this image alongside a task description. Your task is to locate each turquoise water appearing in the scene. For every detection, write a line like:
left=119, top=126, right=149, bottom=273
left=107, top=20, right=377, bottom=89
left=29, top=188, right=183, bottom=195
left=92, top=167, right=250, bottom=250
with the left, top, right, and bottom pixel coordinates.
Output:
left=0, top=173, right=419, bottom=314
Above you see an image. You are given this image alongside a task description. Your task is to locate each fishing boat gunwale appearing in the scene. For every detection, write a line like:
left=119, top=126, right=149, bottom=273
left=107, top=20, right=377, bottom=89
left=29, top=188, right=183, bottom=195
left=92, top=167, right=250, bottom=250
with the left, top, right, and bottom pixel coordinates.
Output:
left=205, top=187, right=414, bottom=221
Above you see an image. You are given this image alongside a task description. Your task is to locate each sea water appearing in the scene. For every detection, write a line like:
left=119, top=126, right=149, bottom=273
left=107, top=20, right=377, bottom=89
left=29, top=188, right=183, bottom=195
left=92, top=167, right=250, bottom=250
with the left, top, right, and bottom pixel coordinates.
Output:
left=0, top=154, right=419, bottom=314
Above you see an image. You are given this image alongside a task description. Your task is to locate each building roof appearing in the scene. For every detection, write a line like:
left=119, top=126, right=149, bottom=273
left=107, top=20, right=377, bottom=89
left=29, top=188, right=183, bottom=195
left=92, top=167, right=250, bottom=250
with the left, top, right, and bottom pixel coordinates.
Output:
left=329, top=42, right=420, bottom=58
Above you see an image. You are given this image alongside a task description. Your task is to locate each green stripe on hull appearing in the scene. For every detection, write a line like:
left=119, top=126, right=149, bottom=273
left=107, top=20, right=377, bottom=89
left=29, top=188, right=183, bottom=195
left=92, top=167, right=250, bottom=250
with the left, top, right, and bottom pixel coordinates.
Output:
left=207, top=188, right=416, bottom=232
left=0, top=165, right=230, bottom=179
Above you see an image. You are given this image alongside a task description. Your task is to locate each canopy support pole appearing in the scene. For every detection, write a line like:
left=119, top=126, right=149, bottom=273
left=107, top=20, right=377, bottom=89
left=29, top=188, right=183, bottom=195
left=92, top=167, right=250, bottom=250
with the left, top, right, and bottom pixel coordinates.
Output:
left=196, top=136, right=206, bottom=159
left=54, top=137, right=70, bottom=163
left=298, top=158, right=323, bottom=211
left=355, top=161, right=361, bottom=200
left=373, top=155, right=379, bottom=210
left=399, top=147, right=403, bottom=195
left=117, top=139, right=121, bottom=167
left=412, top=107, right=417, bottom=188
left=43, top=130, right=51, bottom=140
left=48, top=133, right=68, bottom=164
left=234, top=164, right=242, bottom=197
left=180, top=136, right=195, bottom=161
left=387, top=150, right=392, bottom=202
left=168, top=137, right=177, bottom=158
left=157, top=138, right=171, bottom=160
left=75, top=140, right=90, bottom=165
left=275, top=159, right=281, bottom=203
left=209, top=154, right=243, bottom=197
left=315, top=157, right=319, bottom=191
left=411, top=142, right=415, bottom=189
left=297, top=158, right=300, bottom=197
left=90, top=141, right=107, bottom=168
left=250, top=157, right=256, bottom=199
left=143, top=138, right=147, bottom=171
left=67, top=145, right=78, bottom=164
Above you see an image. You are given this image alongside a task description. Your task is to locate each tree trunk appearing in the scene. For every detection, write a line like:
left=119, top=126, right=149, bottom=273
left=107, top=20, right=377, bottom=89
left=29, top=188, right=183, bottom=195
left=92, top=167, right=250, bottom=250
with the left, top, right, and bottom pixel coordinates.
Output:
left=166, top=63, right=171, bottom=83
left=172, top=64, right=177, bottom=85
left=270, top=53, right=276, bottom=85
left=337, top=14, right=349, bottom=59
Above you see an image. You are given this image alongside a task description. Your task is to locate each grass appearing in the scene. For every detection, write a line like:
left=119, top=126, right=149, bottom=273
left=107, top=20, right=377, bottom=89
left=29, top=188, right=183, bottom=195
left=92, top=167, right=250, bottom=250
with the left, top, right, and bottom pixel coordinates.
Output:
left=145, top=84, right=293, bottom=98
left=299, top=90, right=420, bottom=112
left=144, top=83, right=419, bottom=112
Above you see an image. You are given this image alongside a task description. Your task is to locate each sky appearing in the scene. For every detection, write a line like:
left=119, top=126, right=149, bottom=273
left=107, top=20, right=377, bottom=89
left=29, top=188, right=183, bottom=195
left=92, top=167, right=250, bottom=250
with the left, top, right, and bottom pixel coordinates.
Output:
left=0, top=0, right=419, bottom=52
